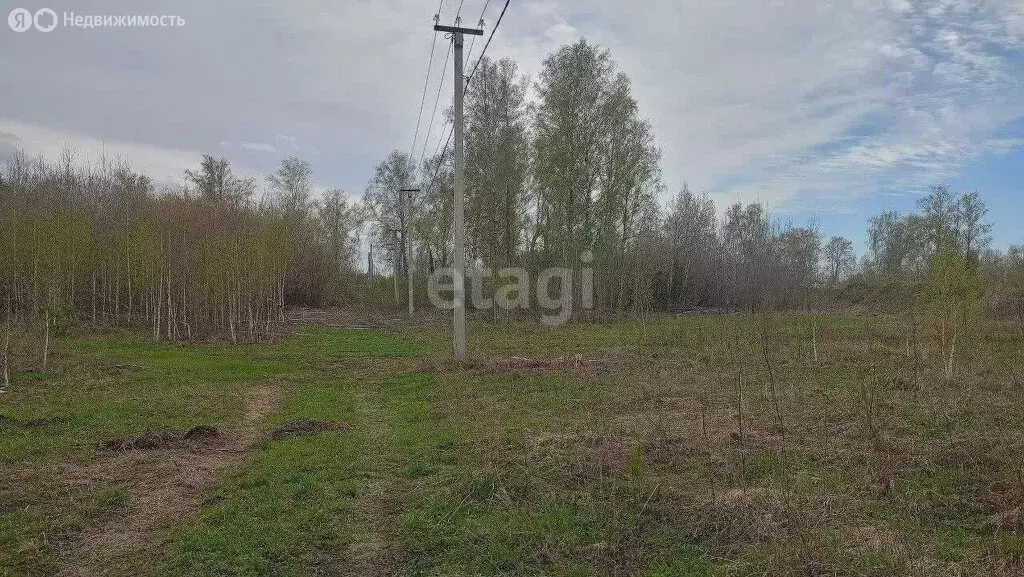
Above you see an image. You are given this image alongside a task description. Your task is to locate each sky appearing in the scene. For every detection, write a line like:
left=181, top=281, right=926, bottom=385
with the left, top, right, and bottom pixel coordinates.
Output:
left=1, top=0, right=1023, bottom=255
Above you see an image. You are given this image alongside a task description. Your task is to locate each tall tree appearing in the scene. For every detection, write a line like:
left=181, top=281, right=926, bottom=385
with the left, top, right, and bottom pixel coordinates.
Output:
left=722, top=203, right=773, bottom=310
left=465, top=57, right=531, bottom=274
left=662, top=184, right=717, bottom=309
left=185, top=155, right=253, bottom=205
left=957, top=191, right=992, bottom=266
left=267, top=156, right=314, bottom=215
left=777, top=224, right=821, bottom=305
left=318, top=189, right=363, bottom=276
left=823, top=236, right=856, bottom=285
left=595, top=72, right=662, bottom=311
left=417, top=150, right=454, bottom=274
left=363, top=151, right=416, bottom=283
left=534, top=39, right=661, bottom=312
left=917, top=184, right=959, bottom=260
left=533, top=39, right=613, bottom=265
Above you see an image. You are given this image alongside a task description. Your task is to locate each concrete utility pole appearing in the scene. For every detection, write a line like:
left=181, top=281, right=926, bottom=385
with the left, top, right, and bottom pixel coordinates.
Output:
left=390, top=230, right=400, bottom=306
left=400, top=188, right=420, bottom=319
left=434, top=23, right=482, bottom=361
left=367, top=242, right=374, bottom=284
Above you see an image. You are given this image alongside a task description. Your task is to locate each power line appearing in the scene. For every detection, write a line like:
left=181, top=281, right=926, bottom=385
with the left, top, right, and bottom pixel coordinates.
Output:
left=432, top=119, right=452, bottom=161
left=408, top=0, right=447, bottom=161
left=423, top=120, right=453, bottom=195
left=466, top=0, right=509, bottom=88
left=417, top=0, right=474, bottom=174
left=425, top=0, right=510, bottom=194
left=419, top=39, right=452, bottom=166
left=465, top=0, right=492, bottom=64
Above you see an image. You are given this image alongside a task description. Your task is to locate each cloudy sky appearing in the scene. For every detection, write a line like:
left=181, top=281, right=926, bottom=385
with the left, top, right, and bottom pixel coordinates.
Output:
left=2, top=0, right=1023, bottom=250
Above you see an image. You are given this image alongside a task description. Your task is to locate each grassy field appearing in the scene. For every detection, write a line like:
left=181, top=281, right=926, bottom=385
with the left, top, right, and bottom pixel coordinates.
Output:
left=2, top=313, right=1024, bottom=576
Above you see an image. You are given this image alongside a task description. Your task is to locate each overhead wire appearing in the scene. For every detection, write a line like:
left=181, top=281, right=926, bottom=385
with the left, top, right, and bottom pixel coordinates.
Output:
left=465, top=0, right=509, bottom=88
left=408, top=0, right=448, bottom=162
left=424, top=0, right=511, bottom=195
left=464, top=0, right=492, bottom=64
left=417, top=0, right=474, bottom=177
left=419, top=40, right=453, bottom=168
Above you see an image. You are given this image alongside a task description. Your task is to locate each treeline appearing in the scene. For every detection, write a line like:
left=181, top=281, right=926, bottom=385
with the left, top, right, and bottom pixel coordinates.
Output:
left=364, top=39, right=1022, bottom=317
left=848, top=186, right=1024, bottom=318
left=367, top=41, right=670, bottom=315
left=0, top=150, right=361, bottom=342
left=658, top=184, right=1024, bottom=315
left=3, top=38, right=1022, bottom=347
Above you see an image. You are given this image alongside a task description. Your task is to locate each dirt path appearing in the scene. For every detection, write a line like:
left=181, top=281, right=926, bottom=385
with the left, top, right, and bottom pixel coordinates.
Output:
left=337, top=390, right=401, bottom=577
left=55, top=383, right=282, bottom=577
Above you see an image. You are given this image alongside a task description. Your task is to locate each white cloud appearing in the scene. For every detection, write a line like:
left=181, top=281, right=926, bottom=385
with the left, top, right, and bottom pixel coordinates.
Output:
left=0, top=120, right=360, bottom=205
left=240, top=141, right=279, bottom=153
left=0, top=118, right=201, bottom=185
left=0, top=0, right=1021, bottom=217
left=523, top=0, right=1024, bottom=210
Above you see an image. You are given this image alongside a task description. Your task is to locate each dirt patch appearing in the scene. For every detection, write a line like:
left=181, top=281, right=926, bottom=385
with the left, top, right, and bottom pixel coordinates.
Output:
left=336, top=394, right=400, bottom=576
left=98, top=429, right=182, bottom=451
left=98, top=426, right=222, bottom=451
left=0, top=414, right=64, bottom=428
left=269, top=419, right=350, bottom=440
left=55, top=382, right=283, bottom=577
left=109, top=363, right=145, bottom=374
left=429, top=355, right=609, bottom=375
left=183, top=425, right=220, bottom=441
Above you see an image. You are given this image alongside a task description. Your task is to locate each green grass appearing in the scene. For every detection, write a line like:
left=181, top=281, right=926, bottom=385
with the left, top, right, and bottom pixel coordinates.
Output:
left=160, top=384, right=365, bottom=577
left=0, top=326, right=425, bottom=576
left=380, top=372, right=601, bottom=576
left=4, top=313, right=1024, bottom=576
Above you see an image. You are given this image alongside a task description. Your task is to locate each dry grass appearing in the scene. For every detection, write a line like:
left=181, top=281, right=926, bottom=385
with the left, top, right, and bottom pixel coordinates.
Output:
left=401, top=312, right=1024, bottom=575
left=4, top=314, right=1023, bottom=576
left=51, top=383, right=284, bottom=577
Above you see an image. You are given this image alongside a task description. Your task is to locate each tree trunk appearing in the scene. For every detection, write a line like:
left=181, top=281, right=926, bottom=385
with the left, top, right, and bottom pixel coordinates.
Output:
left=42, top=308, right=50, bottom=371
left=2, top=322, right=11, bottom=392
left=154, top=274, right=162, bottom=341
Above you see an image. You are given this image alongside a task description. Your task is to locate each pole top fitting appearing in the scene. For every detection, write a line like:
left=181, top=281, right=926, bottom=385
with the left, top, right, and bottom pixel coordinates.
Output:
left=433, top=24, right=484, bottom=36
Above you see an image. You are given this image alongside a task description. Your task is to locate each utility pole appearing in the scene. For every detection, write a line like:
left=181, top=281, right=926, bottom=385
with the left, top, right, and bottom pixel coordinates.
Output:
left=434, top=22, right=482, bottom=361
left=390, top=229, right=400, bottom=306
left=400, top=187, right=421, bottom=319
left=367, top=242, right=374, bottom=304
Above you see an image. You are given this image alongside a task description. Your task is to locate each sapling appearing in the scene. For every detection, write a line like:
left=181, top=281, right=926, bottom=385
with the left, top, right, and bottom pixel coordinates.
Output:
left=909, top=299, right=922, bottom=392
left=41, top=307, right=49, bottom=372
left=2, top=322, right=10, bottom=393
left=731, top=338, right=747, bottom=490
left=700, top=398, right=716, bottom=503
left=811, top=317, right=819, bottom=363
left=760, top=311, right=810, bottom=556
left=760, top=316, right=789, bottom=480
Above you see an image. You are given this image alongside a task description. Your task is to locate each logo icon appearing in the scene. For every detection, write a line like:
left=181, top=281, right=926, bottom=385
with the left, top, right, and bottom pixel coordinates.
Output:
left=8, top=8, right=58, bottom=32
left=8, top=8, right=32, bottom=32
left=33, top=8, right=57, bottom=32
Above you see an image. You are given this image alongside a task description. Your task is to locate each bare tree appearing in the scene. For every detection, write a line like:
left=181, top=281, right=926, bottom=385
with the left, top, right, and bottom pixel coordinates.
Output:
left=824, top=236, right=856, bottom=285
left=363, top=151, right=416, bottom=288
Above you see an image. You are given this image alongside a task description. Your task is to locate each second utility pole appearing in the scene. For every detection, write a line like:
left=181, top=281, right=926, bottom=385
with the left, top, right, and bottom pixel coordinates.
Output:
left=400, top=187, right=420, bottom=319
left=434, top=22, right=482, bottom=361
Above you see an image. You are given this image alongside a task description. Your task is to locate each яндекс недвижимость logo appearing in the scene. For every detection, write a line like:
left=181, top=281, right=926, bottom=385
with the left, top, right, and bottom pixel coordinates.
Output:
left=8, top=8, right=57, bottom=32
left=8, top=8, right=185, bottom=32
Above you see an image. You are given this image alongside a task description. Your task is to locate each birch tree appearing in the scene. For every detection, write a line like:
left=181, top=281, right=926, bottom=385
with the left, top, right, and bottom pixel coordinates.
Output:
left=465, top=56, right=531, bottom=277
left=823, top=236, right=855, bottom=285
